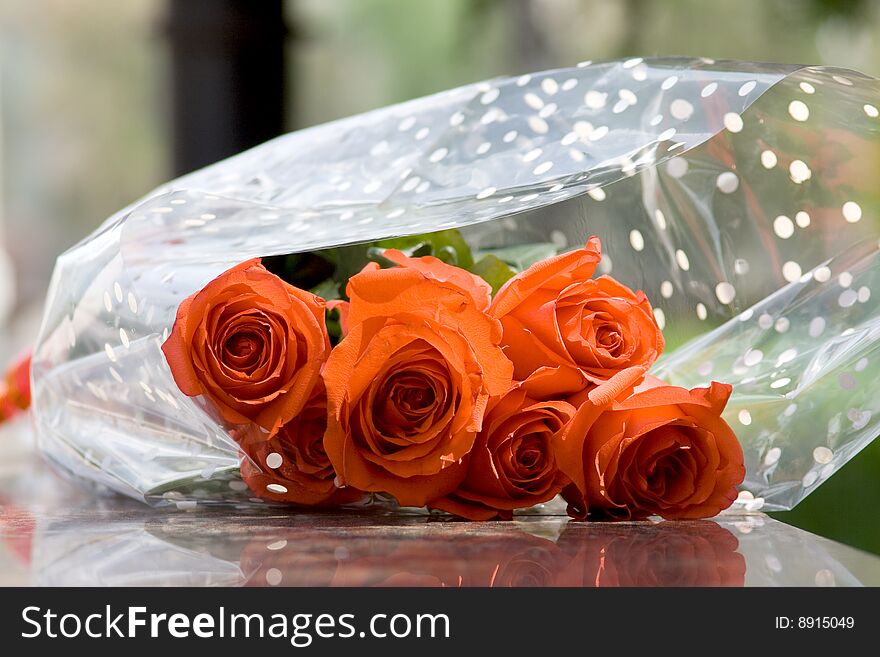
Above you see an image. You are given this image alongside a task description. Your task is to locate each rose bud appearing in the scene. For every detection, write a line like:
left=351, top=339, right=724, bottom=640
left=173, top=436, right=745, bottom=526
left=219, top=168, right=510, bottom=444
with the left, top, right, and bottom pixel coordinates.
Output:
left=162, top=259, right=330, bottom=434
left=558, top=375, right=745, bottom=520
left=488, top=237, right=664, bottom=398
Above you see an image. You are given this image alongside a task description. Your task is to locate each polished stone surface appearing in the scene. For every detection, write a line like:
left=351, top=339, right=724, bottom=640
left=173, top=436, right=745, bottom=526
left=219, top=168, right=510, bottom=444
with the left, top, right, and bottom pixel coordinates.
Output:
left=1, top=418, right=879, bottom=586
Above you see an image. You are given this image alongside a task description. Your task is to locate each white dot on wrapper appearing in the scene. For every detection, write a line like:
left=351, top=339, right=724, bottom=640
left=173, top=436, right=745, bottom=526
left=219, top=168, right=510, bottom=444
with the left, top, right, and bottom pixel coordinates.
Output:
left=103, top=291, right=113, bottom=312
left=734, top=258, right=750, bottom=275
left=839, top=289, right=858, bottom=307
left=777, top=348, right=798, bottom=364
left=723, top=112, right=743, bottom=132
left=858, top=286, right=871, bottom=303
left=760, top=150, right=777, bottom=168
left=653, top=308, right=665, bottom=329
left=813, top=446, right=833, bottom=464
left=813, top=266, right=831, bottom=282
left=716, top=172, right=739, bottom=193
left=650, top=114, right=663, bottom=126
left=698, top=361, right=713, bottom=376
left=584, top=90, right=607, bottom=109
left=476, top=187, right=496, bottom=200
left=599, top=254, right=613, bottom=274
left=839, top=271, right=853, bottom=287
left=541, top=77, right=559, bottom=95
left=856, top=358, right=869, bottom=372
left=738, top=80, right=757, bottom=96
left=523, top=148, right=543, bottom=162
left=661, top=75, right=678, bottom=90
left=770, top=377, right=791, bottom=389
left=267, top=540, right=288, bottom=551
left=842, top=201, right=862, bottom=223
left=127, top=292, right=138, bottom=314
left=476, top=142, right=491, bottom=155
left=758, top=313, right=773, bottom=329
left=228, top=480, right=248, bottom=492
left=864, top=104, right=879, bottom=118
left=266, top=568, right=283, bottom=586
left=799, top=81, right=815, bottom=94
left=696, top=303, right=707, bottom=320
left=794, top=211, right=810, bottom=228
left=267, top=483, right=288, bottom=494
left=675, top=249, right=690, bottom=271
left=114, top=282, right=123, bottom=303
left=629, top=229, right=645, bottom=251
left=784, top=403, right=798, bottom=417
left=670, top=99, right=694, bottom=120
left=589, top=125, right=609, bottom=141
left=782, top=261, right=802, bottom=282
left=550, top=230, right=568, bottom=248
left=744, top=349, right=763, bottom=366
left=429, top=147, right=448, bottom=163
left=532, top=161, right=553, bottom=175
left=788, top=100, right=809, bottom=121
left=802, top=471, right=818, bottom=488
left=738, top=410, right=752, bottom=425
left=104, top=343, right=117, bottom=363
left=660, top=281, right=673, bottom=298
left=658, top=128, right=676, bottom=141
left=789, top=160, right=811, bottom=183
left=561, top=132, right=578, bottom=146
left=775, top=317, right=791, bottom=333
left=773, top=215, right=794, bottom=239
left=815, top=569, right=836, bottom=587
left=119, top=328, right=130, bottom=349
left=587, top=188, right=606, bottom=201
left=701, top=82, right=718, bottom=97
left=523, top=91, right=544, bottom=111
left=764, top=447, right=782, bottom=466
left=561, top=78, right=578, bottom=91
left=666, top=158, right=688, bottom=178
left=809, top=316, right=826, bottom=337
left=266, top=453, right=283, bottom=469
left=449, top=112, right=464, bottom=126
left=838, top=372, right=856, bottom=389
left=503, top=130, right=518, bottom=143
left=397, top=116, right=415, bottom=131
left=480, top=88, right=499, bottom=104
left=528, top=116, right=549, bottom=134
left=654, top=209, right=667, bottom=229
left=715, top=282, right=736, bottom=304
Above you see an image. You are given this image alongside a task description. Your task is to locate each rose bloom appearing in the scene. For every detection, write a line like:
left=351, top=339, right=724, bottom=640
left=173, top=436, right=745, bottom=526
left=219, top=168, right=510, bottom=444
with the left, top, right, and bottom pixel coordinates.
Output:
left=322, top=255, right=513, bottom=507
left=238, top=383, right=363, bottom=506
left=488, top=237, right=664, bottom=397
left=558, top=375, right=745, bottom=520
left=162, top=259, right=330, bottom=434
left=555, top=521, right=745, bottom=587
left=429, top=384, right=574, bottom=520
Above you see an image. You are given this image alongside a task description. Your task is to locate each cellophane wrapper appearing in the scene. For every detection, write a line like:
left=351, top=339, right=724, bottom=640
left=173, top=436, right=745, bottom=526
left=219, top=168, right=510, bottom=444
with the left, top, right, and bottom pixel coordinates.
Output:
left=31, top=57, right=880, bottom=512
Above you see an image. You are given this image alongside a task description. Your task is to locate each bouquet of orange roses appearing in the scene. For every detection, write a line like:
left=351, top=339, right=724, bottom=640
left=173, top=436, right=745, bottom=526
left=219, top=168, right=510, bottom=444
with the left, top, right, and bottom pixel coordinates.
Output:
left=23, top=58, right=880, bottom=517
left=161, top=235, right=744, bottom=520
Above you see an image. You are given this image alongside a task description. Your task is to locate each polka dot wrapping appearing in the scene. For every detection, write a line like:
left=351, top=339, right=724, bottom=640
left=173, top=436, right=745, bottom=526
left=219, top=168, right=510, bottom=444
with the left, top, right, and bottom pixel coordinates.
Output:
left=29, top=58, right=880, bottom=511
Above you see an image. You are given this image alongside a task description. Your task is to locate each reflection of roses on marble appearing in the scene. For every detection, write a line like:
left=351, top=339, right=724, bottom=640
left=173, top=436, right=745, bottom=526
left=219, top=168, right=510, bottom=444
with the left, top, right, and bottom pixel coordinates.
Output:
left=238, top=519, right=745, bottom=587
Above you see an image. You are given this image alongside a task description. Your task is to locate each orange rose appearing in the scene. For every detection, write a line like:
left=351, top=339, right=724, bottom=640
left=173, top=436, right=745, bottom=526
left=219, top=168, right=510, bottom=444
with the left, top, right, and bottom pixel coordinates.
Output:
left=489, top=237, right=664, bottom=397
left=322, top=259, right=513, bottom=507
left=558, top=375, right=745, bottom=520
left=238, top=383, right=364, bottom=506
left=162, top=259, right=330, bottom=434
left=429, top=384, right=574, bottom=520
left=0, top=353, right=31, bottom=423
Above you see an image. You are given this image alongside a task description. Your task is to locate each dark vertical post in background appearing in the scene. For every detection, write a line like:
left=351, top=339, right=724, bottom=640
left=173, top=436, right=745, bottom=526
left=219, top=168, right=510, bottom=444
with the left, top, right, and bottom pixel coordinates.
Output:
left=164, top=0, right=287, bottom=176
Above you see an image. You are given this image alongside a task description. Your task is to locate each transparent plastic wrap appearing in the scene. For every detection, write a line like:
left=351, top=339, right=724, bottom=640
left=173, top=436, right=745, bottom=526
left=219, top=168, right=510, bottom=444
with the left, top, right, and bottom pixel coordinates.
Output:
left=31, top=57, right=880, bottom=511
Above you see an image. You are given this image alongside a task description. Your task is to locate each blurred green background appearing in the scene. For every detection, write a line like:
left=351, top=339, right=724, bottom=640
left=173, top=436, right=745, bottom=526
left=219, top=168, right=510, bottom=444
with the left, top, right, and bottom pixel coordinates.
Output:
left=1, top=0, right=878, bottom=554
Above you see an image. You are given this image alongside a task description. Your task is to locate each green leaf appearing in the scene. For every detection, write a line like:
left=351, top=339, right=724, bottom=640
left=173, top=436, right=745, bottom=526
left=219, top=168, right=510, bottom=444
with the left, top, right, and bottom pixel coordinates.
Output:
left=377, top=229, right=475, bottom=270
left=310, top=278, right=341, bottom=301
left=472, top=254, right=517, bottom=294
left=475, top=242, right=558, bottom=271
